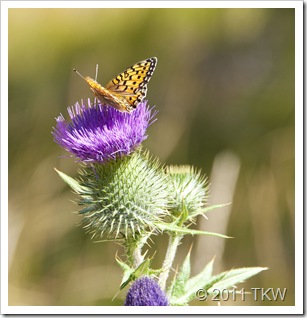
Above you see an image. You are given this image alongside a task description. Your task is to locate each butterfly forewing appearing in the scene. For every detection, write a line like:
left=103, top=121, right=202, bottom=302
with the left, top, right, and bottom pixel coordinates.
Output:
left=105, top=57, right=157, bottom=109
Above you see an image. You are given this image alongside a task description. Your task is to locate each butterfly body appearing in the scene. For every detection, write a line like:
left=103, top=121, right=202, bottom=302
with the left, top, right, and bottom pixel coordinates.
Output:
left=75, top=57, right=157, bottom=113
left=84, top=76, right=134, bottom=112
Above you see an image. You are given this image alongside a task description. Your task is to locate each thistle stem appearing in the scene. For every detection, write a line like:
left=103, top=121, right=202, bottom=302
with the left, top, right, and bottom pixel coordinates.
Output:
left=158, top=233, right=183, bottom=291
left=132, top=246, right=143, bottom=268
left=127, top=232, right=152, bottom=268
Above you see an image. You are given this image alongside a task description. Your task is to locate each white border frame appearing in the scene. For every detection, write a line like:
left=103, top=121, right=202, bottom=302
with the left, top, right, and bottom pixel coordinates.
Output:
left=1, top=1, right=303, bottom=315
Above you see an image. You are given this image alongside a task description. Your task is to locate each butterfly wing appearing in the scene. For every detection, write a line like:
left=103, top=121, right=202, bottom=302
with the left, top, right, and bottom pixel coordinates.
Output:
left=105, top=57, right=157, bottom=110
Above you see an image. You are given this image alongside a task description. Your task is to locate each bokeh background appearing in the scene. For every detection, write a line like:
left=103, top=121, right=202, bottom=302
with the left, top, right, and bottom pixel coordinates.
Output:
left=8, top=8, right=295, bottom=306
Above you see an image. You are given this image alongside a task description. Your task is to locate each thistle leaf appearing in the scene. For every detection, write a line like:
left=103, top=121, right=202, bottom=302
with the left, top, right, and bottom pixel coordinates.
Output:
left=206, top=267, right=269, bottom=295
left=167, top=250, right=191, bottom=300
left=169, top=258, right=214, bottom=305
left=189, top=202, right=232, bottom=218
left=170, top=265, right=267, bottom=305
left=156, top=222, right=230, bottom=238
left=185, top=258, right=214, bottom=292
left=54, top=168, right=86, bottom=193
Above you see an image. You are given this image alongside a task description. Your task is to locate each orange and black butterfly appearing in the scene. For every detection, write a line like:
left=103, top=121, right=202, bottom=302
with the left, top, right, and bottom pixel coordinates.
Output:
left=73, top=57, right=157, bottom=113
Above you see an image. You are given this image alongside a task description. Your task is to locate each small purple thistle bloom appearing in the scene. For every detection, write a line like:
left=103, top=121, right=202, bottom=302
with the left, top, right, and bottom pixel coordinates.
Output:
left=53, top=99, right=156, bottom=163
left=125, top=276, right=169, bottom=306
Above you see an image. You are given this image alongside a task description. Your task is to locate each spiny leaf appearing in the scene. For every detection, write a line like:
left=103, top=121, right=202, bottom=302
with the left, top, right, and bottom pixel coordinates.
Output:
left=189, top=202, right=232, bottom=218
left=169, top=265, right=267, bottom=306
left=156, top=222, right=230, bottom=238
left=54, top=168, right=87, bottom=194
left=186, top=258, right=214, bottom=292
left=206, top=267, right=269, bottom=295
left=167, top=250, right=191, bottom=299
left=170, top=258, right=215, bottom=305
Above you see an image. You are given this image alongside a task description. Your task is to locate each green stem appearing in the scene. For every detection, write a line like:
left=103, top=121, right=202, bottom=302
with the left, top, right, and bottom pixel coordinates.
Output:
left=127, top=232, right=152, bottom=268
left=132, top=245, right=144, bottom=268
left=158, top=233, right=183, bottom=291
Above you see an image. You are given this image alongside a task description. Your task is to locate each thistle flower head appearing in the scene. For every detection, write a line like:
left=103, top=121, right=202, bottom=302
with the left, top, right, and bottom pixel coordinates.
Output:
left=53, top=99, right=156, bottom=163
left=124, top=276, right=169, bottom=306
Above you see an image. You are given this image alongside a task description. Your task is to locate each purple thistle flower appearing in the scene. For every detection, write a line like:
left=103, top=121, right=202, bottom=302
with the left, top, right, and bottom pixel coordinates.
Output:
left=53, top=99, right=156, bottom=163
left=125, top=276, right=169, bottom=306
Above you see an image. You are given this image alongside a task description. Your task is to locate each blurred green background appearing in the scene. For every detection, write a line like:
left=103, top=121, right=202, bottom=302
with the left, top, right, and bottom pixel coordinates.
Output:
left=8, top=8, right=295, bottom=306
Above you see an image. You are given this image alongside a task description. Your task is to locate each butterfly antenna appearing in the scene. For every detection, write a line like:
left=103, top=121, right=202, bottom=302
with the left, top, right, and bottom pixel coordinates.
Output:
left=73, top=68, right=87, bottom=81
left=95, top=64, right=99, bottom=81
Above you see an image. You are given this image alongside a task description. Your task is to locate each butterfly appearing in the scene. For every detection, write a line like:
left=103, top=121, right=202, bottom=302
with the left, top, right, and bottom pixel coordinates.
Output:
left=73, top=57, right=157, bottom=113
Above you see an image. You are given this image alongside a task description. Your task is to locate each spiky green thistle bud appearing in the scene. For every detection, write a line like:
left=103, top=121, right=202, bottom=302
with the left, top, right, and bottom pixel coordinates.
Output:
left=167, top=165, right=209, bottom=221
left=70, top=150, right=171, bottom=239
